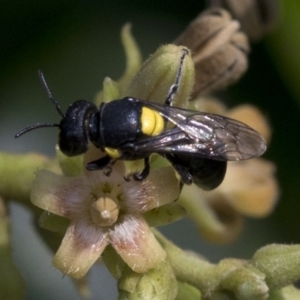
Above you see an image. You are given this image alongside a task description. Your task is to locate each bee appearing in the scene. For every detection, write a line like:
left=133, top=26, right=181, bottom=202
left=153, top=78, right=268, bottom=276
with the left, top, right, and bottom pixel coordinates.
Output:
left=15, top=49, right=266, bottom=190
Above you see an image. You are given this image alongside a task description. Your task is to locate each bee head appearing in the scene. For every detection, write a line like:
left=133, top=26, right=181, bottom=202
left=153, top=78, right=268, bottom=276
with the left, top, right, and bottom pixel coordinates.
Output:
left=15, top=70, right=98, bottom=157
left=59, top=100, right=98, bottom=156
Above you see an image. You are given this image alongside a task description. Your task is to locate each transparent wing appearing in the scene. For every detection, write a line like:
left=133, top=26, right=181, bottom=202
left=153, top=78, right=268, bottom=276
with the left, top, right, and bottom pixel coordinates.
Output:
left=122, top=100, right=267, bottom=161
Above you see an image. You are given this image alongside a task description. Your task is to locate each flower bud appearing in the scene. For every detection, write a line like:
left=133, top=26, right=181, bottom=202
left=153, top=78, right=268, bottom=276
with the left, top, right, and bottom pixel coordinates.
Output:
left=219, top=159, right=278, bottom=217
left=277, top=285, right=300, bottom=299
left=252, top=244, right=300, bottom=289
left=94, top=23, right=142, bottom=105
left=220, top=265, right=268, bottom=300
left=227, top=104, right=271, bottom=143
left=125, top=44, right=195, bottom=108
left=208, top=0, right=279, bottom=42
left=56, top=145, right=82, bottom=177
left=118, top=262, right=177, bottom=300
left=38, top=211, right=69, bottom=233
left=102, top=77, right=121, bottom=102
left=174, top=8, right=249, bottom=95
left=177, top=281, right=201, bottom=300
left=144, top=202, right=186, bottom=227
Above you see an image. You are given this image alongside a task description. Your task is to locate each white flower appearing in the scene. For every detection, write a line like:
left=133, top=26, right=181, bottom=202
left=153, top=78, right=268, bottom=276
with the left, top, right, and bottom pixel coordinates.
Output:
left=31, top=161, right=180, bottom=279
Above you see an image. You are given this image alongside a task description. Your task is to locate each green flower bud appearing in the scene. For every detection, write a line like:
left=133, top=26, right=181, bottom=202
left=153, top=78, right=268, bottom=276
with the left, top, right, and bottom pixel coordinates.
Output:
left=38, top=211, right=69, bottom=233
left=94, top=23, right=142, bottom=105
left=119, top=262, right=177, bottom=300
left=252, top=244, right=300, bottom=290
left=176, top=281, right=201, bottom=300
left=56, top=145, right=82, bottom=177
left=219, top=260, right=268, bottom=300
left=102, top=77, right=121, bottom=102
left=144, top=202, right=186, bottom=227
left=125, top=44, right=195, bottom=108
left=118, top=23, right=143, bottom=92
left=230, top=269, right=268, bottom=300
left=270, top=285, right=300, bottom=300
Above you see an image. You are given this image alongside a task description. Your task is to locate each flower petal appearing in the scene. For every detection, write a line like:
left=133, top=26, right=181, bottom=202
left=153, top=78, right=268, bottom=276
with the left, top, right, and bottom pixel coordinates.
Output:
left=227, top=104, right=271, bottom=143
left=31, top=170, right=90, bottom=218
left=219, top=159, right=278, bottom=217
left=109, top=214, right=166, bottom=273
left=53, top=220, right=108, bottom=279
left=124, top=166, right=180, bottom=213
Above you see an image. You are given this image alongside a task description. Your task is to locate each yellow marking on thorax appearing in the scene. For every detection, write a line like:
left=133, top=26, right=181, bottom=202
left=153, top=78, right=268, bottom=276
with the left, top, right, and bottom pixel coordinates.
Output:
left=141, top=107, right=164, bottom=136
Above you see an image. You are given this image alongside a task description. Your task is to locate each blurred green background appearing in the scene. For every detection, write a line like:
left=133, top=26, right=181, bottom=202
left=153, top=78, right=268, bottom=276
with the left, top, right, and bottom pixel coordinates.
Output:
left=1, top=0, right=300, bottom=299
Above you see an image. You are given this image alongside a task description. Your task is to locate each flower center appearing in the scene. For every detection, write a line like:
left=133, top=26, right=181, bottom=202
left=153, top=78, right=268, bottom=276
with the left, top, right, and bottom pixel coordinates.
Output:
left=90, top=196, right=120, bottom=226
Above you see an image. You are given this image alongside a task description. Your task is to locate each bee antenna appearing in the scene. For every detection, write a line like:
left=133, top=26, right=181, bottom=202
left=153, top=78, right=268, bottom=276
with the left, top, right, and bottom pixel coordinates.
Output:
left=38, top=70, right=65, bottom=118
left=15, top=123, right=60, bottom=138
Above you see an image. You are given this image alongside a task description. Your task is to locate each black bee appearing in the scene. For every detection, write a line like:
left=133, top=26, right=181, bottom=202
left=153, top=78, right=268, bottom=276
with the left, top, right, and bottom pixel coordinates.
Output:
left=15, top=49, right=266, bottom=190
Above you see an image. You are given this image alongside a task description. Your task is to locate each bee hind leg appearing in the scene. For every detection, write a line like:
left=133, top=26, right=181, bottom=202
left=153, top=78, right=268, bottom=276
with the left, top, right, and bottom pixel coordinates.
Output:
left=165, top=154, right=193, bottom=185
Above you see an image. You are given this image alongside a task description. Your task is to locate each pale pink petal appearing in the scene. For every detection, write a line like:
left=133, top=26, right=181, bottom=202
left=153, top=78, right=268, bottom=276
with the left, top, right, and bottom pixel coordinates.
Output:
left=109, top=214, right=166, bottom=273
left=53, top=219, right=108, bottom=279
left=124, top=167, right=180, bottom=213
left=85, top=162, right=126, bottom=192
left=31, top=170, right=90, bottom=218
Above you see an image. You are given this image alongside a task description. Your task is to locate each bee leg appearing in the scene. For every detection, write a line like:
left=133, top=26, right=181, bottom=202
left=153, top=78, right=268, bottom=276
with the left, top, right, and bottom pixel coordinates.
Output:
left=103, top=159, right=117, bottom=177
left=165, top=154, right=193, bottom=185
left=86, top=155, right=112, bottom=171
left=133, top=157, right=150, bottom=181
left=165, top=48, right=189, bottom=106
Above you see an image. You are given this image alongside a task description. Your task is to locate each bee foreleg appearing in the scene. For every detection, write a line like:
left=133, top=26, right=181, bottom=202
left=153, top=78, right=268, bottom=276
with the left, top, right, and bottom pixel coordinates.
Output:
left=86, top=155, right=112, bottom=171
left=133, top=157, right=150, bottom=181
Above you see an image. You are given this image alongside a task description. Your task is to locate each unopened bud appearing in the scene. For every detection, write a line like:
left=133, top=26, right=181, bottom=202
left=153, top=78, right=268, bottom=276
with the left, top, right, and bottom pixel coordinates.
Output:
left=119, top=262, right=177, bottom=300
left=125, top=44, right=195, bottom=108
left=174, top=8, right=249, bottom=95
left=208, top=0, right=279, bottom=42
left=252, top=244, right=300, bottom=289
